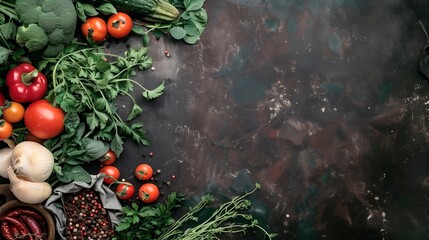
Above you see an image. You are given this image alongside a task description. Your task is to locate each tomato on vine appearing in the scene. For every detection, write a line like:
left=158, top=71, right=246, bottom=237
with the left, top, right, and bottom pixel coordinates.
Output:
left=138, top=183, right=159, bottom=203
left=107, top=12, right=133, bottom=38
left=135, top=163, right=153, bottom=181
left=99, top=150, right=117, bottom=166
left=82, top=17, right=108, bottom=42
left=3, top=101, right=25, bottom=123
left=116, top=182, right=135, bottom=200
left=99, top=166, right=120, bottom=184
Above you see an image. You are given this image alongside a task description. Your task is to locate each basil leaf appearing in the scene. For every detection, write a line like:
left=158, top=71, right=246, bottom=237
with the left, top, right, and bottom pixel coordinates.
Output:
left=184, top=0, right=205, bottom=10
left=96, top=3, right=117, bottom=15
left=132, top=25, right=145, bottom=35
left=82, top=3, right=99, bottom=17
left=170, top=26, right=187, bottom=40
left=81, top=138, right=109, bottom=161
left=75, top=2, right=87, bottom=22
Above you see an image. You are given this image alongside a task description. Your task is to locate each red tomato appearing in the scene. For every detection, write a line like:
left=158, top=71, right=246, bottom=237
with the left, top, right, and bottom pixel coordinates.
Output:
left=99, top=166, right=120, bottom=184
left=0, top=120, right=12, bottom=140
left=116, top=182, right=135, bottom=200
left=24, top=100, right=65, bottom=139
left=135, top=164, right=153, bottom=181
left=138, top=183, right=159, bottom=203
left=3, top=101, right=25, bottom=123
left=107, top=12, right=133, bottom=38
left=99, top=150, right=117, bottom=166
left=82, top=17, right=108, bottom=42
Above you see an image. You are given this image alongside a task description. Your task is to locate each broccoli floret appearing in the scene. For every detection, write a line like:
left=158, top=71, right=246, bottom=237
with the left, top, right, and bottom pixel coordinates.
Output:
left=43, top=43, right=65, bottom=57
left=14, top=0, right=77, bottom=56
left=38, top=12, right=60, bottom=34
left=48, top=29, right=64, bottom=45
left=16, top=24, right=49, bottom=52
left=15, top=0, right=43, bottom=24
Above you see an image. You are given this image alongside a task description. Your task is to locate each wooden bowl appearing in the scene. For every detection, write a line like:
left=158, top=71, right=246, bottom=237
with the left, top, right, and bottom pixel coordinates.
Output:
left=0, top=184, right=55, bottom=240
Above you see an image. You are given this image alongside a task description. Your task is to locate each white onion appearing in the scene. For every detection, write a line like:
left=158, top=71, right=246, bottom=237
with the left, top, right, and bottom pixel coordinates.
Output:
left=12, top=141, right=54, bottom=182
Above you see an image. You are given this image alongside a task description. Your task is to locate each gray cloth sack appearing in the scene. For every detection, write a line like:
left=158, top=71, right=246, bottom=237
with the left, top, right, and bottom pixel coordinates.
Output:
left=44, top=174, right=123, bottom=240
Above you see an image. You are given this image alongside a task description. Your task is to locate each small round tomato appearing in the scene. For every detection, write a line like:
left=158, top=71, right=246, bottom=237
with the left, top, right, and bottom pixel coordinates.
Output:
left=24, top=100, right=65, bottom=139
left=99, top=166, right=120, bottom=184
left=99, top=150, right=117, bottom=166
left=82, top=17, right=108, bottom=42
left=107, top=12, right=133, bottom=38
left=116, top=182, right=135, bottom=200
left=135, top=163, right=153, bottom=181
left=0, top=120, right=12, bottom=140
left=3, top=101, right=25, bottom=123
left=138, top=183, right=159, bottom=203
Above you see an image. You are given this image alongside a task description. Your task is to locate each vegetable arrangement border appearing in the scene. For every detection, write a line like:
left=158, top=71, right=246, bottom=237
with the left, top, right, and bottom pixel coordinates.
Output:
left=0, top=0, right=278, bottom=239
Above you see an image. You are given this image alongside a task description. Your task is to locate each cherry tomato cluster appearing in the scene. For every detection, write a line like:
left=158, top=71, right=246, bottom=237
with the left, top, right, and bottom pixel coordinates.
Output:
left=0, top=96, right=65, bottom=141
left=98, top=152, right=160, bottom=203
left=82, top=12, right=133, bottom=42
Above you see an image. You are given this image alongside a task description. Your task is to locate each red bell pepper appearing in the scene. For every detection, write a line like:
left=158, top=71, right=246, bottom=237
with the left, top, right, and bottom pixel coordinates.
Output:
left=5, top=63, right=48, bottom=103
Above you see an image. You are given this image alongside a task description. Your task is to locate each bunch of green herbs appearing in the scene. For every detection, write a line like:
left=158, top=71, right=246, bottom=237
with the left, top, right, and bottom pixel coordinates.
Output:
left=133, top=0, right=208, bottom=46
left=157, top=183, right=277, bottom=240
left=44, top=112, right=109, bottom=185
left=39, top=42, right=164, bottom=159
left=113, top=192, right=185, bottom=240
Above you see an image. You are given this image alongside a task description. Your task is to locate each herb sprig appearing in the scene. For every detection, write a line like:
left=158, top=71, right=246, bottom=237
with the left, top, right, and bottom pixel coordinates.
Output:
left=40, top=43, right=164, bottom=157
left=113, top=192, right=185, bottom=240
left=157, top=183, right=277, bottom=240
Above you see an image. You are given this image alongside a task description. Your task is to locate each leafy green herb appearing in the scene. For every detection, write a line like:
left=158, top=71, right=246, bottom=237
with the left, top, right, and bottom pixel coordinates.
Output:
left=44, top=112, right=109, bottom=184
left=113, top=192, right=185, bottom=240
left=75, top=1, right=117, bottom=22
left=157, top=183, right=277, bottom=240
left=41, top=43, right=164, bottom=157
left=135, top=0, right=208, bottom=45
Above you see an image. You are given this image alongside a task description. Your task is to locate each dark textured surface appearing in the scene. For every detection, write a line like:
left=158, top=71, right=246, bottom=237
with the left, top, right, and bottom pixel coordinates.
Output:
left=105, top=1, right=429, bottom=239
left=57, top=0, right=429, bottom=239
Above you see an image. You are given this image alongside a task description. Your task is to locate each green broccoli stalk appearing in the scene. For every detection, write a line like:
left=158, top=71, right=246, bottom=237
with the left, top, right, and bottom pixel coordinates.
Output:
left=14, top=0, right=77, bottom=57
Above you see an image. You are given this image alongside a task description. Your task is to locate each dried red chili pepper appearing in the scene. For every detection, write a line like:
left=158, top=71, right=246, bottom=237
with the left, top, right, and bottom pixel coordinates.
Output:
left=7, top=208, right=46, bottom=227
left=0, top=222, right=14, bottom=240
left=10, top=225, right=20, bottom=238
left=0, top=216, right=29, bottom=237
left=5, top=63, right=48, bottom=103
left=20, top=215, right=43, bottom=239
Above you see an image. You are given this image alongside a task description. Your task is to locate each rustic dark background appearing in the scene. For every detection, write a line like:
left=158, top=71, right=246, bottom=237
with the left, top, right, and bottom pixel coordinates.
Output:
left=3, top=0, right=429, bottom=239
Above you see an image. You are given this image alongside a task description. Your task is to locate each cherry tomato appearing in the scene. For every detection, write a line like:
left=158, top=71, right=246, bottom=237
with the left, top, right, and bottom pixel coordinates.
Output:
left=116, top=182, right=135, bottom=200
left=135, top=163, right=153, bottom=181
left=107, top=12, right=133, bottom=38
left=24, top=100, right=65, bottom=139
left=99, top=166, right=120, bottom=184
left=82, top=17, right=108, bottom=42
left=138, top=183, right=159, bottom=203
left=0, top=120, right=12, bottom=140
left=99, top=150, right=117, bottom=166
left=3, top=101, right=25, bottom=123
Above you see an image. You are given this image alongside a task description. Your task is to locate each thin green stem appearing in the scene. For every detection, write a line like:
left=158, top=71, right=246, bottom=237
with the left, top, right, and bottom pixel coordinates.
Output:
left=111, top=78, right=150, bottom=91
